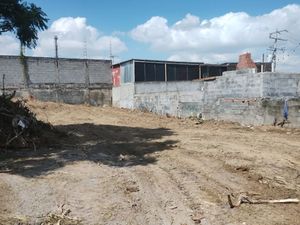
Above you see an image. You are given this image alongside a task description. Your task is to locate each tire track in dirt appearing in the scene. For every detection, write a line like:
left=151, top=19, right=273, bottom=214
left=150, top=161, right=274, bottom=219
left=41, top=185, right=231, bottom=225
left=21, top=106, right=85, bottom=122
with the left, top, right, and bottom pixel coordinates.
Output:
left=2, top=103, right=300, bottom=225
left=0, top=175, right=18, bottom=222
left=157, top=148, right=300, bottom=225
left=179, top=131, right=300, bottom=192
left=117, top=165, right=197, bottom=225
left=156, top=155, right=228, bottom=225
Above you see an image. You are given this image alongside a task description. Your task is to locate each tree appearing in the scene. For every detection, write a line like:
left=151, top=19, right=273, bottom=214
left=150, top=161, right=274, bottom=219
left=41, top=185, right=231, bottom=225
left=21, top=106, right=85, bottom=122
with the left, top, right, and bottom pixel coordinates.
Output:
left=0, top=0, right=48, bottom=49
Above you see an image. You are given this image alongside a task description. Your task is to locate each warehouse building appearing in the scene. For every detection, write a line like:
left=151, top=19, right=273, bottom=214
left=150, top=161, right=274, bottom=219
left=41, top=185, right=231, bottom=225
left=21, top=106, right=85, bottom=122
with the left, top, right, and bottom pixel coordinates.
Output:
left=112, top=59, right=202, bottom=86
left=112, top=59, right=271, bottom=87
left=112, top=56, right=299, bottom=127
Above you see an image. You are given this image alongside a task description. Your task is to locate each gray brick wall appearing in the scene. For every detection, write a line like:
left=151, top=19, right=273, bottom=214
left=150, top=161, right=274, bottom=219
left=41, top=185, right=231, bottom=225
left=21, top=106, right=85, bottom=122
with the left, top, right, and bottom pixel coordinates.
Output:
left=262, top=73, right=300, bottom=97
left=0, top=55, right=112, bottom=86
left=113, top=71, right=300, bottom=127
left=58, top=59, right=86, bottom=84
left=88, top=60, right=112, bottom=84
left=28, top=57, right=57, bottom=83
left=0, top=56, right=24, bottom=86
left=0, top=55, right=112, bottom=106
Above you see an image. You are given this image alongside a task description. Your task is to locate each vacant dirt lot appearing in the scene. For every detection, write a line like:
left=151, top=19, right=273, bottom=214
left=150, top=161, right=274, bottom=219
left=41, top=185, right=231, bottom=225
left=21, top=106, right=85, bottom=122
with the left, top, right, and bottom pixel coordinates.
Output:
left=0, top=101, right=299, bottom=225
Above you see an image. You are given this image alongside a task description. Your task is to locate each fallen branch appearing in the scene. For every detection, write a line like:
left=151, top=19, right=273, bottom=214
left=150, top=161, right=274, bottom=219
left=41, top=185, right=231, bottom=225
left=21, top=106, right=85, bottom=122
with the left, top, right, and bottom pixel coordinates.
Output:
left=5, top=130, right=24, bottom=147
left=249, top=198, right=299, bottom=204
left=277, top=120, right=286, bottom=127
left=41, top=204, right=81, bottom=225
left=228, top=194, right=299, bottom=208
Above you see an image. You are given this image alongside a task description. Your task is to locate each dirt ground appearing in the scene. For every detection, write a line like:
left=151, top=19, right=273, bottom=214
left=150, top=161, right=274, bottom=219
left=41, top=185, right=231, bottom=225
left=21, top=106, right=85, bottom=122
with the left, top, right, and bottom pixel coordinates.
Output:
left=0, top=101, right=299, bottom=225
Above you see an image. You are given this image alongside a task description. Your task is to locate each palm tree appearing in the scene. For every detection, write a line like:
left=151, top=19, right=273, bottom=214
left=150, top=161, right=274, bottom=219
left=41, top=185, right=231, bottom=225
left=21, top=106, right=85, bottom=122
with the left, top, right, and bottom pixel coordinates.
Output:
left=0, top=0, right=48, bottom=50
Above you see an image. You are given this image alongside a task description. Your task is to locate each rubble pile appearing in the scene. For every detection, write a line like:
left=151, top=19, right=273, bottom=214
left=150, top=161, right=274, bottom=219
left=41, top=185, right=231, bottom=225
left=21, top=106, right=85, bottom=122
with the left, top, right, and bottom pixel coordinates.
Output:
left=0, top=92, right=53, bottom=149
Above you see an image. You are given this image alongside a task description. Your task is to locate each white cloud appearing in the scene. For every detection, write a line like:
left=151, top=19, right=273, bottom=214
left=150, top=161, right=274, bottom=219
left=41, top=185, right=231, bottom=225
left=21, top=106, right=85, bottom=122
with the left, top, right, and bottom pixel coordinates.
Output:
left=131, top=4, right=300, bottom=72
left=0, top=17, right=127, bottom=59
left=131, top=16, right=170, bottom=44
left=33, top=17, right=127, bottom=59
left=0, top=35, right=20, bottom=55
left=173, top=13, right=200, bottom=30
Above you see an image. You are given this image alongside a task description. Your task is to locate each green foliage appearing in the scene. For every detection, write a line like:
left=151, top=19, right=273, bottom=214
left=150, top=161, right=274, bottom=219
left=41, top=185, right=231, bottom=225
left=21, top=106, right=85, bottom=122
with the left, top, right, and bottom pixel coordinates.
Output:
left=0, top=0, right=48, bottom=48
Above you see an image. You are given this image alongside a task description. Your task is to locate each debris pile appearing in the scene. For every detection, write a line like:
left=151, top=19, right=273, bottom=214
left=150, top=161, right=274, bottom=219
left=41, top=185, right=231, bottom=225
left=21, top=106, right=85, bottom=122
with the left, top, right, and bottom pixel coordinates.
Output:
left=0, top=91, right=53, bottom=149
left=41, top=204, right=82, bottom=225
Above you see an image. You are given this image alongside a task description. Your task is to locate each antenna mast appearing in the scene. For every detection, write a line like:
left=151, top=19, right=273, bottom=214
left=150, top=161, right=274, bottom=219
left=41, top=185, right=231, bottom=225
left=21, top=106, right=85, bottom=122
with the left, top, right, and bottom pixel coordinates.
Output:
left=83, top=38, right=88, bottom=59
left=268, top=29, right=287, bottom=72
left=109, top=40, right=115, bottom=65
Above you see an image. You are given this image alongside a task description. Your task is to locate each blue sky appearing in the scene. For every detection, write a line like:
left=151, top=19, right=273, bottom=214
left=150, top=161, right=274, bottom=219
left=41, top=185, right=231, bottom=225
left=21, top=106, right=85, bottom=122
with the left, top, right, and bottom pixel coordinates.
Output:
left=1, top=0, right=300, bottom=71
left=30, top=0, right=298, bottom=31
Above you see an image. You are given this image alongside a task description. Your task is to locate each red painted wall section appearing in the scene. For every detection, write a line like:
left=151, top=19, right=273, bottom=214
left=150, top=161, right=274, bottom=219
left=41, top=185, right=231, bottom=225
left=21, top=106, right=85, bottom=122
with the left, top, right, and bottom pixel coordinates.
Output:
left=112, top=66, right=120, bottom=87
left=236, top=53, right=257, bottom=70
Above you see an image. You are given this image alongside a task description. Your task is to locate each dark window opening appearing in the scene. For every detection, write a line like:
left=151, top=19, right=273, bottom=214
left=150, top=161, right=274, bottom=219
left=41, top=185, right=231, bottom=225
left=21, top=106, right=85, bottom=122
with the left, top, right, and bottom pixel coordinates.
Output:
left=134, top=61, right=202, bottom=82
left=187, top=66, right=199, bottom=80
left=200, top=65, right=226, bottom=78
left=145, top=63, right=155, bottom=81
left=135, top=62, right=166, bottom=82
left=209, top=67, right=222, bottom=77
left=135, top=62, right=145, bottom=82
left=201, top=66, right=209, bottom=78
left=167, top=64, right=176, bottom=81
left=167, top=64, right=200, bottom=81
left=155, top=64, right=165, bottom=81
left=176, top=65, right=187, bottom=81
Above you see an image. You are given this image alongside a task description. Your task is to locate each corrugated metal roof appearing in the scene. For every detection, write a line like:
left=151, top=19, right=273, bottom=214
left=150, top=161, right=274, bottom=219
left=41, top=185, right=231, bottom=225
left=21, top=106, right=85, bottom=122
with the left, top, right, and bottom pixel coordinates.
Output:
left=113, top=58, right=204, bottom=66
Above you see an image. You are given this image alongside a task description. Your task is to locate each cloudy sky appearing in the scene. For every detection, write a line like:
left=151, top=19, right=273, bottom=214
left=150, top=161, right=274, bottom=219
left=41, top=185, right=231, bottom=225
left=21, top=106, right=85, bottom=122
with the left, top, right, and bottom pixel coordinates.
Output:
left=1, top=0, right=300, bottom=72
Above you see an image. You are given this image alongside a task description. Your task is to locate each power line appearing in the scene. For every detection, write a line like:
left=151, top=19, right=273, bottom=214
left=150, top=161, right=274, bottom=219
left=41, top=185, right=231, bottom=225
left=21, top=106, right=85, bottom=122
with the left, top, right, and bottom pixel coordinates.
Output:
left=268, top=29, right=288, bottom=72
left=275, top=31, right=300, bottom=60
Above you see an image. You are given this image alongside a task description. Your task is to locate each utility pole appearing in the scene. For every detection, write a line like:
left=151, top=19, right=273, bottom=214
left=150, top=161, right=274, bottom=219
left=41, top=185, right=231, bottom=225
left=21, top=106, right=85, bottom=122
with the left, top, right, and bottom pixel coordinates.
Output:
left=268, top=29, right=287, bottom=72
left=2, top=74, right=5, bottom=95
left=54, top=35, right=60, bottom=102
left=261, top=53, right=264, bottom=72
left=54, top=35, right=58, bottom=59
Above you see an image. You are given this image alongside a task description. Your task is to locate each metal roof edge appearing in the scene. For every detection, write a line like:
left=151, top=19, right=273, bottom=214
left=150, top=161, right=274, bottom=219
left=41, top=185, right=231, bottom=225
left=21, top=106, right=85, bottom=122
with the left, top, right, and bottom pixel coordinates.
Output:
left=113, top=58, right=205, bottom=66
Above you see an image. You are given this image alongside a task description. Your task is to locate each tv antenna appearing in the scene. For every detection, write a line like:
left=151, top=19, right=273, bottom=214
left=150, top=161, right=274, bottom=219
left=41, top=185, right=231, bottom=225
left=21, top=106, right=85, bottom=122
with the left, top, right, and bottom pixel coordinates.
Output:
left=83, top=38, right=88, bottom=59
left=109, top=40, right=117, bottom=65
left=268, top=29, right=288, bottom=72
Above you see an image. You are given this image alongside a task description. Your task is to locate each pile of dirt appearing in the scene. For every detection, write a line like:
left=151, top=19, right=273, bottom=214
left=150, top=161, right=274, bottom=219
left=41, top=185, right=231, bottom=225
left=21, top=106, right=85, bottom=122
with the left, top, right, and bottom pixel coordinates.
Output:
left=0, top=93, right=57, bottom=149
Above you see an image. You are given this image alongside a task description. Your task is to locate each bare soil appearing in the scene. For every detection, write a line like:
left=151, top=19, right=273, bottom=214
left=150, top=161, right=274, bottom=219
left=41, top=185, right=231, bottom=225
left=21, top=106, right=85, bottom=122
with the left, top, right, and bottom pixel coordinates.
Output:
left=0, top=101, right=299, bottom=225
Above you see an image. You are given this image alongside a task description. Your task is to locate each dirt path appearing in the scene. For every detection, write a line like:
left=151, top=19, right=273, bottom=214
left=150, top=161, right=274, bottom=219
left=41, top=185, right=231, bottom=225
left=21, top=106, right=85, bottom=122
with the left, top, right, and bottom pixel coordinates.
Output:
left=0, top=101, right=299, bottom=225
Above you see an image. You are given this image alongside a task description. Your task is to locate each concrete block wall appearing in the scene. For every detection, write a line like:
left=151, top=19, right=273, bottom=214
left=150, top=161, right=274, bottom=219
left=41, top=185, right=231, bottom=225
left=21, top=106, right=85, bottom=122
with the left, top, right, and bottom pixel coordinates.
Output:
left=58, top=60, right=86, bottom=84
left=113, top=71, right=300, bottom=127
left=0, top=55, right=112, bottom=106
left=0, top=56, right=24, bottom=86
left=132, top=72, right=265, bottom=118
left=112, top=84, right=135, bottom=108
left=20, top=84, right=112, bottom=106
left=134, top=81, right=203, bottom=116
left=201, top=71, right=265, bottom=124
left=206, top=71, right=263, bottom=99
left=88, top=60, right=112, bottom=84
left=262, top=73, right=300, bottom=97
left=28, top=57, right=57, bottom=83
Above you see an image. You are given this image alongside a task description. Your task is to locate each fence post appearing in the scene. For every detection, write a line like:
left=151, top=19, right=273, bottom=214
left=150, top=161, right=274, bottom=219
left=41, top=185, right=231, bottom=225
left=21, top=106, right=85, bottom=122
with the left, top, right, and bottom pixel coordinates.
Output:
left=2, top=74, right=5, bottom=95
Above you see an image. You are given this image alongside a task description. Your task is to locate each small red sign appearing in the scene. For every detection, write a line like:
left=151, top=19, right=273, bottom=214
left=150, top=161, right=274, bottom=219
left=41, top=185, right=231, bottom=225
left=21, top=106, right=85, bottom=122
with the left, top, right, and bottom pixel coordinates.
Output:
left=112, top=67, right=120, bottom=87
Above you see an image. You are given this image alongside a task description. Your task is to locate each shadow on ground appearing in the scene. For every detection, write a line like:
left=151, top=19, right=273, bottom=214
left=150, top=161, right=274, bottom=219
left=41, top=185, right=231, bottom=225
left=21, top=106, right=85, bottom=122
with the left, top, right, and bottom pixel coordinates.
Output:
left=0, top=123, right=176, bottom=177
